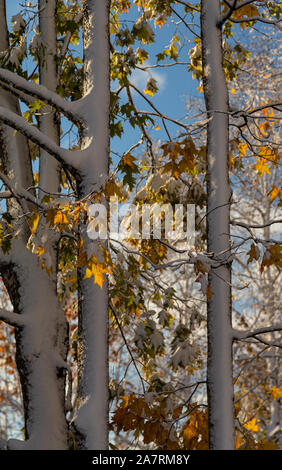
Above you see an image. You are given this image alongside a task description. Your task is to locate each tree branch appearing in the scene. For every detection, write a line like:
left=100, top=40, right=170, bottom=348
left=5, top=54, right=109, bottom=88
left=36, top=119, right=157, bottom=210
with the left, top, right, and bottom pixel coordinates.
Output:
left=233, top=324, right=282, bottom=340
left=231, top=219, right=282, bottom=230
left=109, top=303, right=146, bottom=394
left=0, top=171, right=43, bottom=208
left=0, top=68, right=83, bottom=124
left=229, top=17, right=281, bottom=26
left=0, top=308, right=26, bottom=328
left=0, top=106, right=83, bottom=170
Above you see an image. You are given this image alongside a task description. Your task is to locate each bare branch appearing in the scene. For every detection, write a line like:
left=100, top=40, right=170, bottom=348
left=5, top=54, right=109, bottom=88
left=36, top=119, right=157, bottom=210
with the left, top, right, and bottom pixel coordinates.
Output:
left=233, top=324, right=282, bottom=340
left=231, top=219, right=282, bottom=230
left=109, top=303, right=146, bottom=394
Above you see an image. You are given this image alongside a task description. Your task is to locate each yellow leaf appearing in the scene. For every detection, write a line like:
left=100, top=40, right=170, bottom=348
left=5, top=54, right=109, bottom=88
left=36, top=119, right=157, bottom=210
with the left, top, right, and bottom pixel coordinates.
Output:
left=144, top=88, right=154, bottom=97
left=53, top=210, right=69, bottom=225
left=36, top=245, right=45, bottom=258
left=254, top=159, right=271, bottom=177
left=244, top=417, right=259, bottom=432
left=268, top=186, right=280, bottom=203
left=83, top=257, right=111, bottom=288
left=269, top=386, right=282, bottom=400
left=29, top=211, right=40, bottom=234
left=230, top=87, right=236, bottom=94
left=238, top=142, right=248, bottom=157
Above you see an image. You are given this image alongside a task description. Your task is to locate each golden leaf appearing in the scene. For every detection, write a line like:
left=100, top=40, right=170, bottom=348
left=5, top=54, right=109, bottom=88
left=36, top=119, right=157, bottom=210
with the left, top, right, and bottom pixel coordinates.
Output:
left=29, top=210, right=40, bottom=234
left=268, top=186, right=280, bottom=203
left=244, top=417, right=259, bottom=432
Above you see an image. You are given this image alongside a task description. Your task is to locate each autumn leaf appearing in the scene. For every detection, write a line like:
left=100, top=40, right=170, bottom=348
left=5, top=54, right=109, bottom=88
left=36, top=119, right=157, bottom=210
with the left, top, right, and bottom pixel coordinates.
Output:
left=269, top=386, right=282, bottom=400
left=53, top=210, right=69, bottom=226
left=237, top=141, right=248, bottom=157
left=83, top=256, right=111, bottom=288
left=247, top=243, right=260, bottom=264
left=244, top=417, right=259, bottom=432
left=29, top=210, right=40, bottom=234
left=254, top=159, right=271, bottom=177
left=268, top=186, right=280, bottom=203
left=260, top=243, right=282, bottom=272
left=123, top=153, right=136, bottom=168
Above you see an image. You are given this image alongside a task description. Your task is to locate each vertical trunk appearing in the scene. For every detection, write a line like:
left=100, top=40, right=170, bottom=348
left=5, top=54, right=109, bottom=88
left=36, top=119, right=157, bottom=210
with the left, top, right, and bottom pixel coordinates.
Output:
left=201, top=0, right=235, bottom=449
left=38, top=0, right=61, bottom=197
left=2, top=244, right=69, bottom=449
left=0, top=0, right=69, bottom=449
left=0, top=0, right=34, bottom=217
left=74, top=0, right=110, bottom=450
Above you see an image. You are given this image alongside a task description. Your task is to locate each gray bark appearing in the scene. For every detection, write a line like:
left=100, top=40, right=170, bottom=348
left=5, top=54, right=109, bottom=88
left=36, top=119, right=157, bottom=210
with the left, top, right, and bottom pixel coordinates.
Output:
left=73, top=0, right=110, bottom=450
left=201, top=0, right=235, bottom=449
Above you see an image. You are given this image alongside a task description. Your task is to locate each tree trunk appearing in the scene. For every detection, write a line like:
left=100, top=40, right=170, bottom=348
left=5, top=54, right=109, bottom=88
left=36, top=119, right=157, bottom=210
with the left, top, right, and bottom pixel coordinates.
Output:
left=0, top=0, right=69, bottom=449
left=74, top=0, right=110, bottom=450
left=201, top=0, right=235, bottom=449
left=38, top=0, right=61, bottom=197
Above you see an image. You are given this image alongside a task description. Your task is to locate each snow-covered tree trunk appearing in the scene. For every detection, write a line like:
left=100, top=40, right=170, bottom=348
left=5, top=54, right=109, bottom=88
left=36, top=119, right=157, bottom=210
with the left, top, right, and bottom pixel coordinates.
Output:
left=38, top=0, right=61, bottom=197
left=74, top=0, right=110, bottom=450
left=0, top=0, right=69, bottom=449
left=201, top=0, right=235, bottom=449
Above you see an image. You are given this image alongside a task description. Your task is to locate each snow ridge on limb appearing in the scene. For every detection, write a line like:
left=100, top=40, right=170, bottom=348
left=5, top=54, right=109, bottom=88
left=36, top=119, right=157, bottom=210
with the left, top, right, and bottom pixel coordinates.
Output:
left=0, top=106, right=84, bottom=170
left=0, top=68, right=84, bottom=124
left=233, top=324, right=282, bottom=341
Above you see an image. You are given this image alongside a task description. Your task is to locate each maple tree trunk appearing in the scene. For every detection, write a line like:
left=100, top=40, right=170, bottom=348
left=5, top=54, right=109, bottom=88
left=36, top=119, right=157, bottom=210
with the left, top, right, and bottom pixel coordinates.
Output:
left=201, top=0, right=235, bottom=449
left=74, top=0, right=110, bottom=450
left=38, top=0, right=61, bottom=197
left=0, top=0, right=68, bottom=449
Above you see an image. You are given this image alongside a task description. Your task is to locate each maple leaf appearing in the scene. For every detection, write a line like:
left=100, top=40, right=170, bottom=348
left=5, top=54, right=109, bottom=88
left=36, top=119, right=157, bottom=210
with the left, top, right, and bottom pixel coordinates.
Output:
left=268, top=186, right=280, bottom=203
left=29, top=210, right=40, bottom=234
left=260, top=243, right=282, bottom=272
left=247, top=243, right=260, bottom=264
left=254, top=159, right=271, bottom=177
left=83, top=256, right=111, bottom=288
left=123, top=153, right=136, bottom=168
left=269, top=385, right=282, bottom=400
left=244, top=417, right=259, bottom=432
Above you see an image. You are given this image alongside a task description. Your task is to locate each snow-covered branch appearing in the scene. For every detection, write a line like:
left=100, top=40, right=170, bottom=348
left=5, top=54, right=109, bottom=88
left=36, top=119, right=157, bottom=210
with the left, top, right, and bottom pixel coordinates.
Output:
left=230, top=16, right=281, bottom=26
left=0, top=68, right=83, bottom=124
left=0, top=106, right=83, bottom=170
left=231, top=219, right=282, bottom=230
left=233, top=324, right=282, bottom=340
left=0, top=171, right=43, bottom=208
left=220, top=1, right=281, bottom=26
left=0, top=308, right=26, bottom=328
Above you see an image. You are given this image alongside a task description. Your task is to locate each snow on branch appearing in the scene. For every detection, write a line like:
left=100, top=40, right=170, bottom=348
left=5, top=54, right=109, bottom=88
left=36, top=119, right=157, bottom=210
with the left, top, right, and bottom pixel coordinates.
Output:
left=233, top=324, right=282, bottom=341
left=220, top=0, right=282, bottom=26
left=0, top=68, right=83, bottom=124
left=229, top=16, right=281, bottom=26
left=0, top=170, right=43, bottom=208
left=231, top=219, right=282, bottom=230
left=0, top=308, right=26, bottom=328
left=0, top=107, right=83, bottom=170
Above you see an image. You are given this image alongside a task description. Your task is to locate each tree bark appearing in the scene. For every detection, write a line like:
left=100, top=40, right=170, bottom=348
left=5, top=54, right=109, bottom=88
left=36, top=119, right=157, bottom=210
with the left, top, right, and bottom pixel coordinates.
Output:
left=0, top=0, right=69, bottom=449
left=74, top=0, right=110, bottom=450
left=38, top=0, right=61, bottom=197
left=201, top=0, right=235, bottom=449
